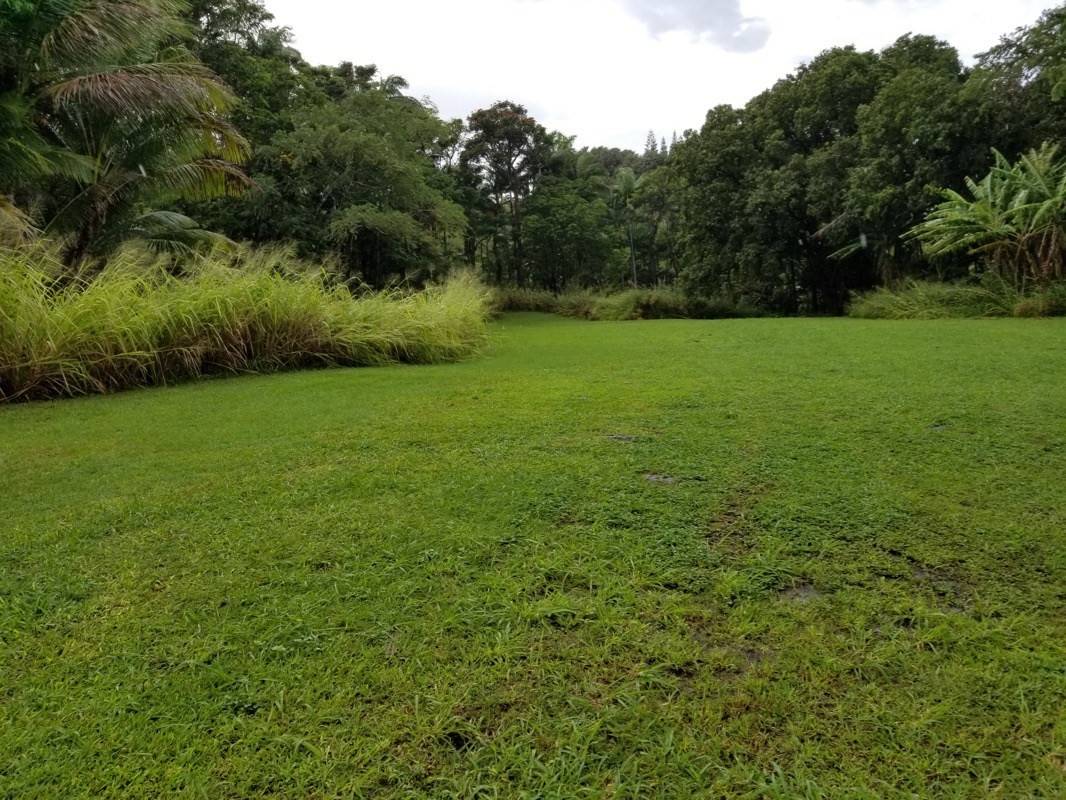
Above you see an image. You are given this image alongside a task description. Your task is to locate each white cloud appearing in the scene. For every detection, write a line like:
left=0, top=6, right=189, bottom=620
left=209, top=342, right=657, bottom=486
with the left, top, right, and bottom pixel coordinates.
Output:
left=264, top=0, right=1052, bottom=150
left=620, top=0, right=771, bottom=52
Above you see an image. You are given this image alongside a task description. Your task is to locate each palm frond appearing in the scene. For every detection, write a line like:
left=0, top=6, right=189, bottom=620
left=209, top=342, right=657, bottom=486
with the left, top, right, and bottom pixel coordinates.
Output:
left=128, top=209, right=236, bottom=255
left=40, top=1, right=186, bottom=70
left=147, top=159, right=252, bottom=201
left=0, top=196, right=40, bottom=244
left=45, top=61, right=235, bottom=119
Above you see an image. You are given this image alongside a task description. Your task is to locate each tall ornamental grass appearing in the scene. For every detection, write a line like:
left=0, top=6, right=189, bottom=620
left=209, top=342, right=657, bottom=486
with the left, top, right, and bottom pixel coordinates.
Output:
left=0, top=247, right=490, bottom=402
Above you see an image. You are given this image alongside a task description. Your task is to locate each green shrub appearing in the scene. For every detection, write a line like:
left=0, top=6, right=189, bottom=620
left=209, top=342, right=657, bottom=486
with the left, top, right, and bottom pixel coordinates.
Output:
left=490, top=285, right=757, bottom=321
left=490, top=287, right=559, bottom=313
left=907, top=144, right=1066, bottom=287
left=682, top=296, right=764, bottom=320
left=1012, top=284, right=1066, bottom=317
left=849, top=278, right=1066, bottom=319
left=0, top=246, right=490, bottom=402
left=556, top=291, right=598, bottom=319
left=586, top=288, right=688, bottom=320
left=848, top=280, right=1017, bottom=319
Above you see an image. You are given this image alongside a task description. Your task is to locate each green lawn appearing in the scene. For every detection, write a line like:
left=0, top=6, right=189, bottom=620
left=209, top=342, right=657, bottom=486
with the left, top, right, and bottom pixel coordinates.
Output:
left=2, top=313, right=1065, bottom=798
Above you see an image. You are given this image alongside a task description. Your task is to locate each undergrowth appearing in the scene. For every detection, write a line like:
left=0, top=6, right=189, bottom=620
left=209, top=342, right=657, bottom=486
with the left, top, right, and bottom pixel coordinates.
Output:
left=849, top=278, right=1066, bottom=319
left=492, top=286, right=760, bottom=320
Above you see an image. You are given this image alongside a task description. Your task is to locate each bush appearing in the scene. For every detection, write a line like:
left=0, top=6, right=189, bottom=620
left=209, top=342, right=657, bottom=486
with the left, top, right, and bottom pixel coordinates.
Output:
left=490, top=286, right=758, bottom=321
left=849, top=278, right=1066, bottom=319
left=0, top=245, right=490, bottom=402
left=586, top=288, right=688, bottom=320
left=490, top=287, right=559, bottom=313
left=556, top=291, right=598, bottom=319
left=682, top=296, right=764, bottom=320
left=848, top=280, right=1017, bottom=319
left=1012, top=284, right=1066, bottom=317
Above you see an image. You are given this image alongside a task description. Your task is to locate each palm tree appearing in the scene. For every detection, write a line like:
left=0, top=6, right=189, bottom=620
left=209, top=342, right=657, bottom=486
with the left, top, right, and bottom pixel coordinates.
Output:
left=0, top=0, right=249, bottom=264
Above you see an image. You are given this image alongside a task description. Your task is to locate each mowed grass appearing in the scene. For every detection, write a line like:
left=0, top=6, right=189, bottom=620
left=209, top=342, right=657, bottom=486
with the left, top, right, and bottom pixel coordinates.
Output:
left=2, top=314, right=1065, bottom=798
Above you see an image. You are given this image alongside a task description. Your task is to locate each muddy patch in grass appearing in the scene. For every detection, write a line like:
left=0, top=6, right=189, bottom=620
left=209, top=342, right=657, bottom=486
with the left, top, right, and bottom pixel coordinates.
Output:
left=882, top=546, right=972, bottom=610
left=681, top=616, right=774, bottom=684
left=779, top=582, right=822, bottom=604
left=705, top=483, right=771, bottom=558
left=644, top=473, right=677, bottom=485
left=527, top=569, right=598, bottom=597
left=554, top=510, right=592, bottom=528
left=441, top=729, right=477, bottom=752
left=676, top=647, right=774, bottom=691
left=643, top=473, right=709, bottom=485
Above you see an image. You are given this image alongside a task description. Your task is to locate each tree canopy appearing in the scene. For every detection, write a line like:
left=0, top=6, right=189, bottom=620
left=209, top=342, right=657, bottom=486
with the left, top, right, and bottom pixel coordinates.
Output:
left=3, top=0, right=1066, bottom=302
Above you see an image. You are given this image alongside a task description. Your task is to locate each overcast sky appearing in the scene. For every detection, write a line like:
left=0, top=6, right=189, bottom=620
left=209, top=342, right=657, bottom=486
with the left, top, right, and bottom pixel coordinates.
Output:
left=265, top=0, right=1052, bottom=150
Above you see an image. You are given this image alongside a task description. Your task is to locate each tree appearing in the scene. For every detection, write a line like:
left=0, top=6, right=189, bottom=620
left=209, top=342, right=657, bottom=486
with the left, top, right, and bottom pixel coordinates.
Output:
left=460, top=101, right=551, bottom=286
left=184, top=0, right=317, bottom=143
left=674, top=45, right=890, bottom=312
left=180, top=0, right=467, bottom=286
left=976, top=6, right=1066, bottom=146
left=672, top=36, right=1008, bottom=312
left=841, top=37, right=971, bottom=283
left=0, top=0, right=249, bottom=264
left=611, top=167, right=639, bottom=286
left=632, top=165, right=681, bottom=284
left=525, top=177, right=618, bottom=291
left=251, top=83, right=466, bottom=286
left=644, top=131, right=659, bottom=156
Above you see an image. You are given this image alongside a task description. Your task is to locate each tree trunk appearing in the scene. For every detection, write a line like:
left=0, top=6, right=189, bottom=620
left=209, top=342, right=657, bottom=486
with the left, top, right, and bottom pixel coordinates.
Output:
left=494, top=236, right=503, bottom=285
left=511, top=193, right=524, bottom=287
left=627, top=222, right=638, bottom=288
left=64, top=204, right=103, bottom=272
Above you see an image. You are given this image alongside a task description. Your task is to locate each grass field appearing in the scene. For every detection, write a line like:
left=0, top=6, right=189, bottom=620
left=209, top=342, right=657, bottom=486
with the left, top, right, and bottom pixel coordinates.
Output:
left=2, top=313, right=1065, bottom=798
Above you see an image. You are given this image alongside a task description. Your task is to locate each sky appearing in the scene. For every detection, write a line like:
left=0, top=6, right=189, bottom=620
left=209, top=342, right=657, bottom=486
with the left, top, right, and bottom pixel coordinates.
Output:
left=264, top=0, right=1053, bottom=151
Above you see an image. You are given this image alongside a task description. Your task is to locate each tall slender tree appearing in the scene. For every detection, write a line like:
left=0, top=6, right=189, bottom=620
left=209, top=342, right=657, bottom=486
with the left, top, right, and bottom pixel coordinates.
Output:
left=612, top=167, right=639, bottom=287
left=460, top=101, right=550, bottom=286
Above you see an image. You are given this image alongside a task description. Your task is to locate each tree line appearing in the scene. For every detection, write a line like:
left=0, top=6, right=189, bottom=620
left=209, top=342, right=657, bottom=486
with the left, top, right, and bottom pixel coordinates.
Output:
left=3, top=1, right=1066, bottom=312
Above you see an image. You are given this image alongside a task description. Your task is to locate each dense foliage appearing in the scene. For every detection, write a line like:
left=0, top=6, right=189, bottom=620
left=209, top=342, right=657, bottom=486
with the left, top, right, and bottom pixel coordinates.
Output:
left=849, top=277, right=1066, bottom=319
left=3, top=0, right=1066, bottom=310
left=909, top=144, right=1066, bottom=287
left=179, top=0, right=1066, bottom=307
left=674, top=21, right=1066, bottom=313
left=0, top=0, right=250, bottom=264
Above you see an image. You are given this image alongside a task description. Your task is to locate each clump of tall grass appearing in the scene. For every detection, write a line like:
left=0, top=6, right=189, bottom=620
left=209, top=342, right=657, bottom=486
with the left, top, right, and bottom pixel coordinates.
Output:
left=1012, top=284, right=1066, bottom=317
left=848, top=281, right=1014, bottom=319
left=0, top=245, right=490, bottom=402
left=491, top=285, right=757, bottom=321
left=848, top=277, right=1066, bottom=319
